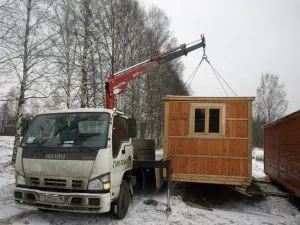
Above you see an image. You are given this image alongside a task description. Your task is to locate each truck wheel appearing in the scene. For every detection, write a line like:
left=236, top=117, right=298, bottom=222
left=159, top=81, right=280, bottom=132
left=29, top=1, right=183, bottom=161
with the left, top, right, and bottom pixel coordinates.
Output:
left=113, top=181, right=131, bottom=219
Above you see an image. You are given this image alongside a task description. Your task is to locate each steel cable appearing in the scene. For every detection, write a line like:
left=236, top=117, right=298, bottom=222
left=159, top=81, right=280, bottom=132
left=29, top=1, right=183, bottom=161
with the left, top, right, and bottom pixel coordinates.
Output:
left=210, top=64, right=228, bottom=96
left=184, top=57, right=204, bottom=89
left=184, top=52, right=238, bottom=97
left=205, top=59, right=238, bottom=96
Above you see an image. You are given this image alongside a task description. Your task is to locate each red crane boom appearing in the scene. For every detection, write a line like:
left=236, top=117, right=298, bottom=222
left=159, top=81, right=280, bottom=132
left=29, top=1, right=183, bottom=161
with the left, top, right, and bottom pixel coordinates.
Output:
left=105, top=35, right=206, bottom=109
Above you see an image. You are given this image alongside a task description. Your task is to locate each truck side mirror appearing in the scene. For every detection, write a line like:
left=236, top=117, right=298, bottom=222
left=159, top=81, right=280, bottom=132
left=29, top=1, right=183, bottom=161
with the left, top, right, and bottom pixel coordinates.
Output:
left=127, top=118, right=137, bottom=138
left=21, top=116, right=33, bottom=136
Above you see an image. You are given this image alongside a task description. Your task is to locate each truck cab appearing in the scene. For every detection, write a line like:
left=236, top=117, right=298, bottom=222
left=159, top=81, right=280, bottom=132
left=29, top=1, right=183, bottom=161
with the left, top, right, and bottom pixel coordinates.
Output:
left=14, top=108, right=136, bottom=219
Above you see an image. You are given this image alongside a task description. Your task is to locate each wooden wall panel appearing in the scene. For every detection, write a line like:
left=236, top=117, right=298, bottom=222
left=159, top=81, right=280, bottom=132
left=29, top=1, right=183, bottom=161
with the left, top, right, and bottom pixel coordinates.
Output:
left=278, top=118, right=300, bottom=146
left=229, top=139, right=249, bottom=157
left=168, top=119, right=188, bottom=136
left=226, top=102, right=248, bottom=118
left=168, top=102, right=189, bottom=136
left=264, top=113, right=300, bottom=196
left=278, top=115, right=300, bottom=192
left=168, top=138, right=248, bottom=157
left=168, top=102, right=189, bottom=118
left=170, top=156, right=248, bottom=177
left=225, top=120, right=248, bottom=137
left=264, top=126, right=278, bottom=176
left=264, top=126, right=278, bottom=149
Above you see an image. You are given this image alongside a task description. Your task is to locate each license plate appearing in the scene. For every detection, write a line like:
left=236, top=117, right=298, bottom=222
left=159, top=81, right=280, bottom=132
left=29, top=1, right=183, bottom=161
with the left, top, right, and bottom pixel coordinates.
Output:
left=39, top=194, right=65, bottom=204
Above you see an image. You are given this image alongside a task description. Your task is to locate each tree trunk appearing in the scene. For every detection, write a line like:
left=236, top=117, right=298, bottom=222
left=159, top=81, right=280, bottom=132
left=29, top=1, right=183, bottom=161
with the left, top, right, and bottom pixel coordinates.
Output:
left=12, top=0, right=31, bottom=163
left=80, top=0, right=91, bottom=108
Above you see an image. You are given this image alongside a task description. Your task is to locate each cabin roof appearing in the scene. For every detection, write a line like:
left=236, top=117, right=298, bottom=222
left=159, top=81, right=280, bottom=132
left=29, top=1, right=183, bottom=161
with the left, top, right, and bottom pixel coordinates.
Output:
left=163, top=96, right=255, bottom=102
left=263, top=109, right=300, bottom=128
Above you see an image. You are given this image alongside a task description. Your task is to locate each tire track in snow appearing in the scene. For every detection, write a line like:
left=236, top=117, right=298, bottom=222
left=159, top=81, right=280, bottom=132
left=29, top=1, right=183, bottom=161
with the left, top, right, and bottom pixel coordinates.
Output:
left=0, top=210, right=36, bottom=225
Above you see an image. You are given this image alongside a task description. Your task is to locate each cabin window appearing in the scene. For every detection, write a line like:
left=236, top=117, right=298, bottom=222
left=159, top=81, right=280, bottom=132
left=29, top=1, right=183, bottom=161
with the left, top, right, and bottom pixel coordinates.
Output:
left=112, top=115, right=129, bottom=158
left=209, top=109, right=220, bottom=133
left=194, top=109, right=205, bottom=132
left=189, top=103, right=225, bottom=137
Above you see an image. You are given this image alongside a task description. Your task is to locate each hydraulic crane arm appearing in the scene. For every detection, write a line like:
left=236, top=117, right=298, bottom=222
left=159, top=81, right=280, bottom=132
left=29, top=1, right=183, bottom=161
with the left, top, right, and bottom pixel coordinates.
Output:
left=105, top=35, right=206, bottom=109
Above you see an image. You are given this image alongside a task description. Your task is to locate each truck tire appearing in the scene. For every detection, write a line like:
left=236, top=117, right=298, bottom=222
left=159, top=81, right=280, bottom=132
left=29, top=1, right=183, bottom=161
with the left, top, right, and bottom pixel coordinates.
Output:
left=113, top=180, right=131, bottom=219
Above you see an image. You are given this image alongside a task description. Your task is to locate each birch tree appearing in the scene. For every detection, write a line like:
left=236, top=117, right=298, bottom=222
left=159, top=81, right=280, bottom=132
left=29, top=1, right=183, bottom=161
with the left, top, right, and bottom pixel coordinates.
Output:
left=133, top=7, right=188, bottom=145
left=254, top=73, right=288, bottom=123
left=0, top=0, right=192, bottom=153
left=0, top=0, right=14, bottom=44
left=0, top=0, right=56, bottom=163
left=49, top=0, right=80, bottom=108
left=253, top=73, right=288, bottom=147
left=0, top=0, right=17, bottom=88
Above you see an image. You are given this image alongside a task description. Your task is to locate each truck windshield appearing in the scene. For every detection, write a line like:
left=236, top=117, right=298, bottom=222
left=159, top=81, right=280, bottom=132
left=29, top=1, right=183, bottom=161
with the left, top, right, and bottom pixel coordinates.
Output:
left=21, top=112, right=109, bottom=148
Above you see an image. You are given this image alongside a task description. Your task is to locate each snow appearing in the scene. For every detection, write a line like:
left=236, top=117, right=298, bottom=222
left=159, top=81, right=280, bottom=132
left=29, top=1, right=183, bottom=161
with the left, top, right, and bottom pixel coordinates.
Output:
left=0, top=136, right=299, bottom=224
left=252, top=147, right=264, bottom=162
left=155, top=149, right=163, bottom=160
left=252, top=148, right=268, bottom=181
left=38, top=108, right=115, bottom=115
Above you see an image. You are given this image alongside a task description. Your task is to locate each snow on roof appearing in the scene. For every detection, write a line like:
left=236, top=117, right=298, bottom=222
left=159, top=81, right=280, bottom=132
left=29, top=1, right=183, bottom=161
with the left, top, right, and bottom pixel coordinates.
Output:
left=39, top=108, right=119, bottom=115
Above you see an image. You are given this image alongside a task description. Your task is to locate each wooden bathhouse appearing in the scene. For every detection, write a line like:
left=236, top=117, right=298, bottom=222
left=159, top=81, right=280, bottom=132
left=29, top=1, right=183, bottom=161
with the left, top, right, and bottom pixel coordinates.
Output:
left=163, top=96, right=255, bottom=187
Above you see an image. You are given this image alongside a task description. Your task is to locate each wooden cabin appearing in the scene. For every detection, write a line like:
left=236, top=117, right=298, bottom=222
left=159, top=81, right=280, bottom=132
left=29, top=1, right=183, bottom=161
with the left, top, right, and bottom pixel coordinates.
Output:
left=263, top=110, right=300, bottom=198
left=163, top=96, right=255, bottom=187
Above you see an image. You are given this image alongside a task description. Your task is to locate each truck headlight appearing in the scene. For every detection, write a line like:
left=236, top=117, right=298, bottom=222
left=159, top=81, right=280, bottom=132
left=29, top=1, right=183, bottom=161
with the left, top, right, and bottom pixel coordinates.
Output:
left=88, top=173, right=110, bottom=191
left=15, top=171, right=27, bottom=185
left=88, top=179, right=102, bottom=190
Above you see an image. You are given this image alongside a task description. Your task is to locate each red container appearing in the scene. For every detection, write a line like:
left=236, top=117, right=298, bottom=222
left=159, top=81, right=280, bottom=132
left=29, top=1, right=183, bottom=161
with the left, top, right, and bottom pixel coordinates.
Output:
left=264, top=110, right=300, bottom=197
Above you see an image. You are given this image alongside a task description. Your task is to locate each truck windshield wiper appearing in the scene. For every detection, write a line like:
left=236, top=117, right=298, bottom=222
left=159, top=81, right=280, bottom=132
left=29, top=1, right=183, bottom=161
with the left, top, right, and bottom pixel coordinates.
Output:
left=24, top=138, right=52, bottom=147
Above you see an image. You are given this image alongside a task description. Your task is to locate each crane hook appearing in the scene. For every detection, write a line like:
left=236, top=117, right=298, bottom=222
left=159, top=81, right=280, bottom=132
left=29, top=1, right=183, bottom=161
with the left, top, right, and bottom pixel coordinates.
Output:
left=202, top=45, right=208, bottom=61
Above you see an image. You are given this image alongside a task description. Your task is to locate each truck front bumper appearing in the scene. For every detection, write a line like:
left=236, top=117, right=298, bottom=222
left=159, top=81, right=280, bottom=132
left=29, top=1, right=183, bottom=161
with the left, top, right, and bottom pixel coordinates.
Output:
left=14, top=187, right=111, bottom=213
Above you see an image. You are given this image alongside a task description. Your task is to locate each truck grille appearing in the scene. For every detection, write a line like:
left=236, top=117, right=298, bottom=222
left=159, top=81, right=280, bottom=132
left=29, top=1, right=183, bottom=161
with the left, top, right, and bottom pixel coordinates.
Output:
left=30, top=177, right=40, bottom=185
left=44, top=178, right=66, bottom=187
left=72, top=180, right=83, bottom=188
left=28, top=177, right=84, bottom=189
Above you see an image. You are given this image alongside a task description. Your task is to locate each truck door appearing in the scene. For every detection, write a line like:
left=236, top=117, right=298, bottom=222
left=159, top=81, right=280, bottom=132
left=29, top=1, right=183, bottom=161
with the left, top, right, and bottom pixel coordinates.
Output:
left=110, top=115, right=132, bottom=195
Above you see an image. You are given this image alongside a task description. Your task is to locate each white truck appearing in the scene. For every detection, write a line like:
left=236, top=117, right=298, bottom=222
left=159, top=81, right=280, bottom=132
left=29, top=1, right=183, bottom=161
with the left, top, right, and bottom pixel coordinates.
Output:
left=15, top=109, right=138, bottom=218
left=14, top=36, right=206, bottom=219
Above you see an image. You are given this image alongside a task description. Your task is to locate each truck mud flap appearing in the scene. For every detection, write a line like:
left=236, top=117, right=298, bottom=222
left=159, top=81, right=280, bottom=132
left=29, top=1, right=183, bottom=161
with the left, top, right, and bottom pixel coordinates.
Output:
left=155, top=168, right=165, bottom=191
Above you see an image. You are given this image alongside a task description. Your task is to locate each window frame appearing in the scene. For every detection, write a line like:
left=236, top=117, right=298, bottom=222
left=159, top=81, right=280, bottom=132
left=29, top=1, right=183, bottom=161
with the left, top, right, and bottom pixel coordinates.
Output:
left=21, top=112, right=110, bottom=148
left=112, top=114, right=129, bottom=158
left=189, top=103, right=226, bottom=138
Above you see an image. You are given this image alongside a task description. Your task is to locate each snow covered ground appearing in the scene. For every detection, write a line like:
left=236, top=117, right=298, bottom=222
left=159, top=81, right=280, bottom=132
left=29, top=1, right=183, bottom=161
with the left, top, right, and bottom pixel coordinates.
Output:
left=0, top=136, right=299, bottom=225
left=252, top=148, right=268, bottom=181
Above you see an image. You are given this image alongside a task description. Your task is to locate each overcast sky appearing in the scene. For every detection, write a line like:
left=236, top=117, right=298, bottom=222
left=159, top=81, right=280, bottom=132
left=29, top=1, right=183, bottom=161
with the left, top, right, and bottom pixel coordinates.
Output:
left=139, top=0, right=300, bottom=113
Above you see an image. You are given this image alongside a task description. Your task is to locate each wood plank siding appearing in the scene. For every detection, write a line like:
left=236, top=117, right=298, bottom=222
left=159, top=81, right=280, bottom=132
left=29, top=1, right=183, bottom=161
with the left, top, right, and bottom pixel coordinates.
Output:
left=264, top=110, right=300, bottom=197
left=163, top=96, right=254, bottom=186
